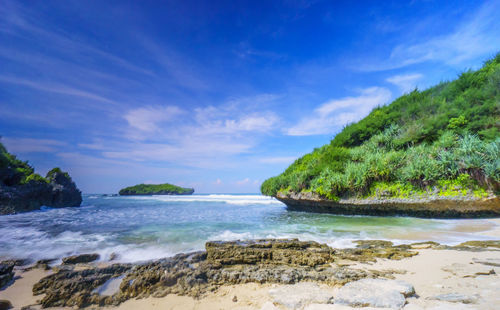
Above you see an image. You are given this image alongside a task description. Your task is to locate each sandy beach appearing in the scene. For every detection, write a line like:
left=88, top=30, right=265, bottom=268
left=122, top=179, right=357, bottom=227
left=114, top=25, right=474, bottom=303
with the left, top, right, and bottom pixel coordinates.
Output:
left=2, top=241, right=499, bottom=310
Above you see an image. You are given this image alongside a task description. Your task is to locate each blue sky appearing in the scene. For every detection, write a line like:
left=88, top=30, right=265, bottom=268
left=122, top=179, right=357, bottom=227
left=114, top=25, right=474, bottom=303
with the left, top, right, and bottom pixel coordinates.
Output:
left=1, top=0, right=500, bottom=193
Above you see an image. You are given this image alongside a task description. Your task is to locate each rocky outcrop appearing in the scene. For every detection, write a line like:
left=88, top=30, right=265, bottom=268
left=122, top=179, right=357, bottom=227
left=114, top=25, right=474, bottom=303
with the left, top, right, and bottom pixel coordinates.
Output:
left=62, top=254, right=100, bottom=265
left=334, top=279, right=415, bottom=309
left=0, top=168, right=82, bottom=215
left=0, top=261, right=14, bottom=289
left=32, top=239, right=416, bottom=308
left=276, top=191, right=500, bottom=218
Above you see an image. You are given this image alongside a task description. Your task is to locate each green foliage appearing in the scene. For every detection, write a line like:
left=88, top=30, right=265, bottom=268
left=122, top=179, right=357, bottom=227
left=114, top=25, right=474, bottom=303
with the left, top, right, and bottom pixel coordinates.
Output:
left=262, top=54, right=500, bottom=199
left=119, top=183, right=194, bottom=195
left=46, top=167, right=71, bottom=181
left=24, top=173, right=49, bottom=184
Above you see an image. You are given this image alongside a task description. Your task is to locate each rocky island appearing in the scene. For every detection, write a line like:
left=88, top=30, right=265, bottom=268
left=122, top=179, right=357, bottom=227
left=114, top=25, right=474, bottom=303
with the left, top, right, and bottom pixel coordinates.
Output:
left=119, top=183, right=195, bottom=195
left=0, top=142, right=82, bottom=215
left=262, top=54, right=500, bottom=218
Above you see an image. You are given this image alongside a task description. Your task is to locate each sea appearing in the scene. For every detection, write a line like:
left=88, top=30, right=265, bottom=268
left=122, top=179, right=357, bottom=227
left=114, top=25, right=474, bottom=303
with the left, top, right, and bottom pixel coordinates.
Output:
left=0, top=194, right=498, bottom=263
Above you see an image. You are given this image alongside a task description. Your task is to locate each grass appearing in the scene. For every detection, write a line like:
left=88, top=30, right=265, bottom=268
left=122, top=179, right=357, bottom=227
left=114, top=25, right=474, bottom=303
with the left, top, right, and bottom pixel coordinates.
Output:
left=262, top=53, right=500, bottom=200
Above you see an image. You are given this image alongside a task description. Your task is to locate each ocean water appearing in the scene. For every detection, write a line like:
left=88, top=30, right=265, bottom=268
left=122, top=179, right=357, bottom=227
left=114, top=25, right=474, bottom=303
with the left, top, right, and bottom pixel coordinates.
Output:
left=0, top=194, right=498, bottom=263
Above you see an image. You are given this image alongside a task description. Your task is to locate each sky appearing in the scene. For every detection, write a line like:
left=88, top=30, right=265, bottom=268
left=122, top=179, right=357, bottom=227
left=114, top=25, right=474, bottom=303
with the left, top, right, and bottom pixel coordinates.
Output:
left=1, top=0, right=500, bottom=194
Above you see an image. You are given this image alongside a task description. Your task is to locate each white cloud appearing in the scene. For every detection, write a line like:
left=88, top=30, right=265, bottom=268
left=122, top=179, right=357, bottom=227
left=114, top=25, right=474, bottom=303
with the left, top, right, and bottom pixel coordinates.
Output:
left=1, top=137, right=65, bottom=153
left=359, top=1, right=500, bottom=71
left=124, top=106, right=184, bottom=132
left=386, top=73, right=423, bottom=93
left=286, top=87, right=391, bottom=136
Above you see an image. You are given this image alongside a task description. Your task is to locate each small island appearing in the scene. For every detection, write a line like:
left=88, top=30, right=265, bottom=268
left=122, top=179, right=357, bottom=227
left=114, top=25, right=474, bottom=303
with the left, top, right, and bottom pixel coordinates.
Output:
left=118, top=183, right=195, bottom=195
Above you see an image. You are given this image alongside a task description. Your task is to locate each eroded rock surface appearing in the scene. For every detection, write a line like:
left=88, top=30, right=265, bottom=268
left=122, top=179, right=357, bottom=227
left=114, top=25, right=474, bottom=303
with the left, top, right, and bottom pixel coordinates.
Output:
left=0, top=262, right=14, bottom=289
left=334, top=278, right=415, bottom=309
left=62, top=253, right=100, bottom=265
left=33, top=239, right=416, bottom=308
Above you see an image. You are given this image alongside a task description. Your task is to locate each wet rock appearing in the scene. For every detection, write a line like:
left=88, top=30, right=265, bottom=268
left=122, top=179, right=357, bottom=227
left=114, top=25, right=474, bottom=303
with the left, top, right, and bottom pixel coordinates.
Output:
left=428, top=293, right=479, bottom=304
left=109, top=253, right=118, bottom=261
left=0, top=300, right=12, bottom=310
left=458, top=241, right=500, bottom=249
left=62, top=253, right=100, bottom=265
left=268, top=282, right=333, bottom=309
left=33, top=264, right=131, bottom=308
left=0, top=262, right=14, bottom=289
left=334, top=279, right=415, bottom=309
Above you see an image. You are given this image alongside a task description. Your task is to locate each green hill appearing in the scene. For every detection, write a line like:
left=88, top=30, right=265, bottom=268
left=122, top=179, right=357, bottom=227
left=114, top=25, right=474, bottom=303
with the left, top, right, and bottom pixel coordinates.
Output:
left=119, top=183, right=194, bottom=195
left=262, top=54, right=500, bottom=212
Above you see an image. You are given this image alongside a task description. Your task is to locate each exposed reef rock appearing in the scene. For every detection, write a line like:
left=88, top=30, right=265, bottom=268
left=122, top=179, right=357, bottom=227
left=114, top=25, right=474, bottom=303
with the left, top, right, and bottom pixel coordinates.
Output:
left=276, top=191, right=500, bottom=218
left=0, top=168, right=82, bottom=215
left=62, top=253, right=100, bottom=265
left=32, top=239, right=416, bottom=308
left=0, top=261, right=15, bottom=289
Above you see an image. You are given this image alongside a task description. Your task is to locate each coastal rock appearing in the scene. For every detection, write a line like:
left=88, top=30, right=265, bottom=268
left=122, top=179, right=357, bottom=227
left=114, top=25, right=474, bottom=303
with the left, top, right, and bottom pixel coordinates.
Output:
left=33, top=239, right=413, bottom=308
left=428, top=293, right=479, bottom=304
left=0, top=168, right=82, bottom=215
left=0, top=300, right=12, bottom=310
left=268, top=282, right=333, bottom=309
left=32, top=264, right=132, bottom=307
left=62, top=253, right=100, bottom=265
left=275, top=191, right=500, bottom=219
left=46, top=169, right=82, bottom=208
left=334, top=279, right=415, bottom=309
left=0, top=262, right=14, bottom=289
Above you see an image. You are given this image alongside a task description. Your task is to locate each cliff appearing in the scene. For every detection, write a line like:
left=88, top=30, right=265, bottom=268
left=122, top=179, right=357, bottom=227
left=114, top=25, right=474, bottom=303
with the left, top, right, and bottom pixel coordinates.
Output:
left=0, top=143, right=82, bottom=215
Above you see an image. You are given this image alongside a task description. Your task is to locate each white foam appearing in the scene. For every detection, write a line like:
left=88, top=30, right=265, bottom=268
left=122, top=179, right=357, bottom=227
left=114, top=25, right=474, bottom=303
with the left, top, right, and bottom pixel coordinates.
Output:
left=125, top=194, right=284, bottom=205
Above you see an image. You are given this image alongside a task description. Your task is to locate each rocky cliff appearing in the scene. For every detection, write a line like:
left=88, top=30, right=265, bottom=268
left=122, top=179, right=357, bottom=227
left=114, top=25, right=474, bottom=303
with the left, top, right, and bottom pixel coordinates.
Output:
left=0, top=143, right=82, bottom=215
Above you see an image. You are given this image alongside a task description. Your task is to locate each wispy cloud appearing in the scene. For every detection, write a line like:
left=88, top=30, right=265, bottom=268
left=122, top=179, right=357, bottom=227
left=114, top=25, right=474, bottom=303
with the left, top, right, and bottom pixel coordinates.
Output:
left=1, top=137, right=66, bottom=153
left=357, top=1, right=500, bottom=71
left=386, top=73, right=423, bottom=93
left=0, top=75, right=116, bottom=105
left=286, top=87, right=391, bottom=136
left=124, top=106, right=184, bottom=132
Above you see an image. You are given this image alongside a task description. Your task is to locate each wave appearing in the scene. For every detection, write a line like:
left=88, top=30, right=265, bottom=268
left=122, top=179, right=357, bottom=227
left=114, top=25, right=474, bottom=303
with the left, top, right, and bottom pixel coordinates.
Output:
left=124, top=194, right=284, bottom=205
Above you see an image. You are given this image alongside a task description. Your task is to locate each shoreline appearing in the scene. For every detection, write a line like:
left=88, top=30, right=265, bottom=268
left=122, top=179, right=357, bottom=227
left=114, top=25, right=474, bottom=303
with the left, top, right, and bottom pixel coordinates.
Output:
left=1, top=238, right=500, bottom=309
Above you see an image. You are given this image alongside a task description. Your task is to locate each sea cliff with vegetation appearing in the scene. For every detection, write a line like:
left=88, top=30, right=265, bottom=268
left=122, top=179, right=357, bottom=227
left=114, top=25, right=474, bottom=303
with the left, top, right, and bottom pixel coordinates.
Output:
left=0, top=142, right=82, bottom=215
left=262, top=54, right=500, bottom=218
left=119, top=183, right=195, bottom=195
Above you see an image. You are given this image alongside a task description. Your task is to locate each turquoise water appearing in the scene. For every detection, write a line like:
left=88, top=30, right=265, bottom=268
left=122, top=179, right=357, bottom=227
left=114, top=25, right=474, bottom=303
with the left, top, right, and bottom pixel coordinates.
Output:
left=0, top=194, right=497, bottom=263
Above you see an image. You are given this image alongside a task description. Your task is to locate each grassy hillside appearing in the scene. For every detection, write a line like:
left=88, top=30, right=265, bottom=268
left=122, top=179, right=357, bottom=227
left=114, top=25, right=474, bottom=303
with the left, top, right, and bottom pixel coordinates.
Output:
left=262, top=54, right=500, bottom=200
left=119, top=183, right=194, bottom=195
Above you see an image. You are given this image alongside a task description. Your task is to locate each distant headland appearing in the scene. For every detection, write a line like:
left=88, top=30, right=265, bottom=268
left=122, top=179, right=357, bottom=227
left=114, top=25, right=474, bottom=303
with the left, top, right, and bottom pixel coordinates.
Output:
left=118, top=183, right=195, bottom=195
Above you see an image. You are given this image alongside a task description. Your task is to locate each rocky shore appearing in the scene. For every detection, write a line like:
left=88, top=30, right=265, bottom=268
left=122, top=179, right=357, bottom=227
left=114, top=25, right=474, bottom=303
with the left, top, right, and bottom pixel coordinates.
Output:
left=1, top=238, right=500, bottom=309
left=276, top=191, right=500, bottom=218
